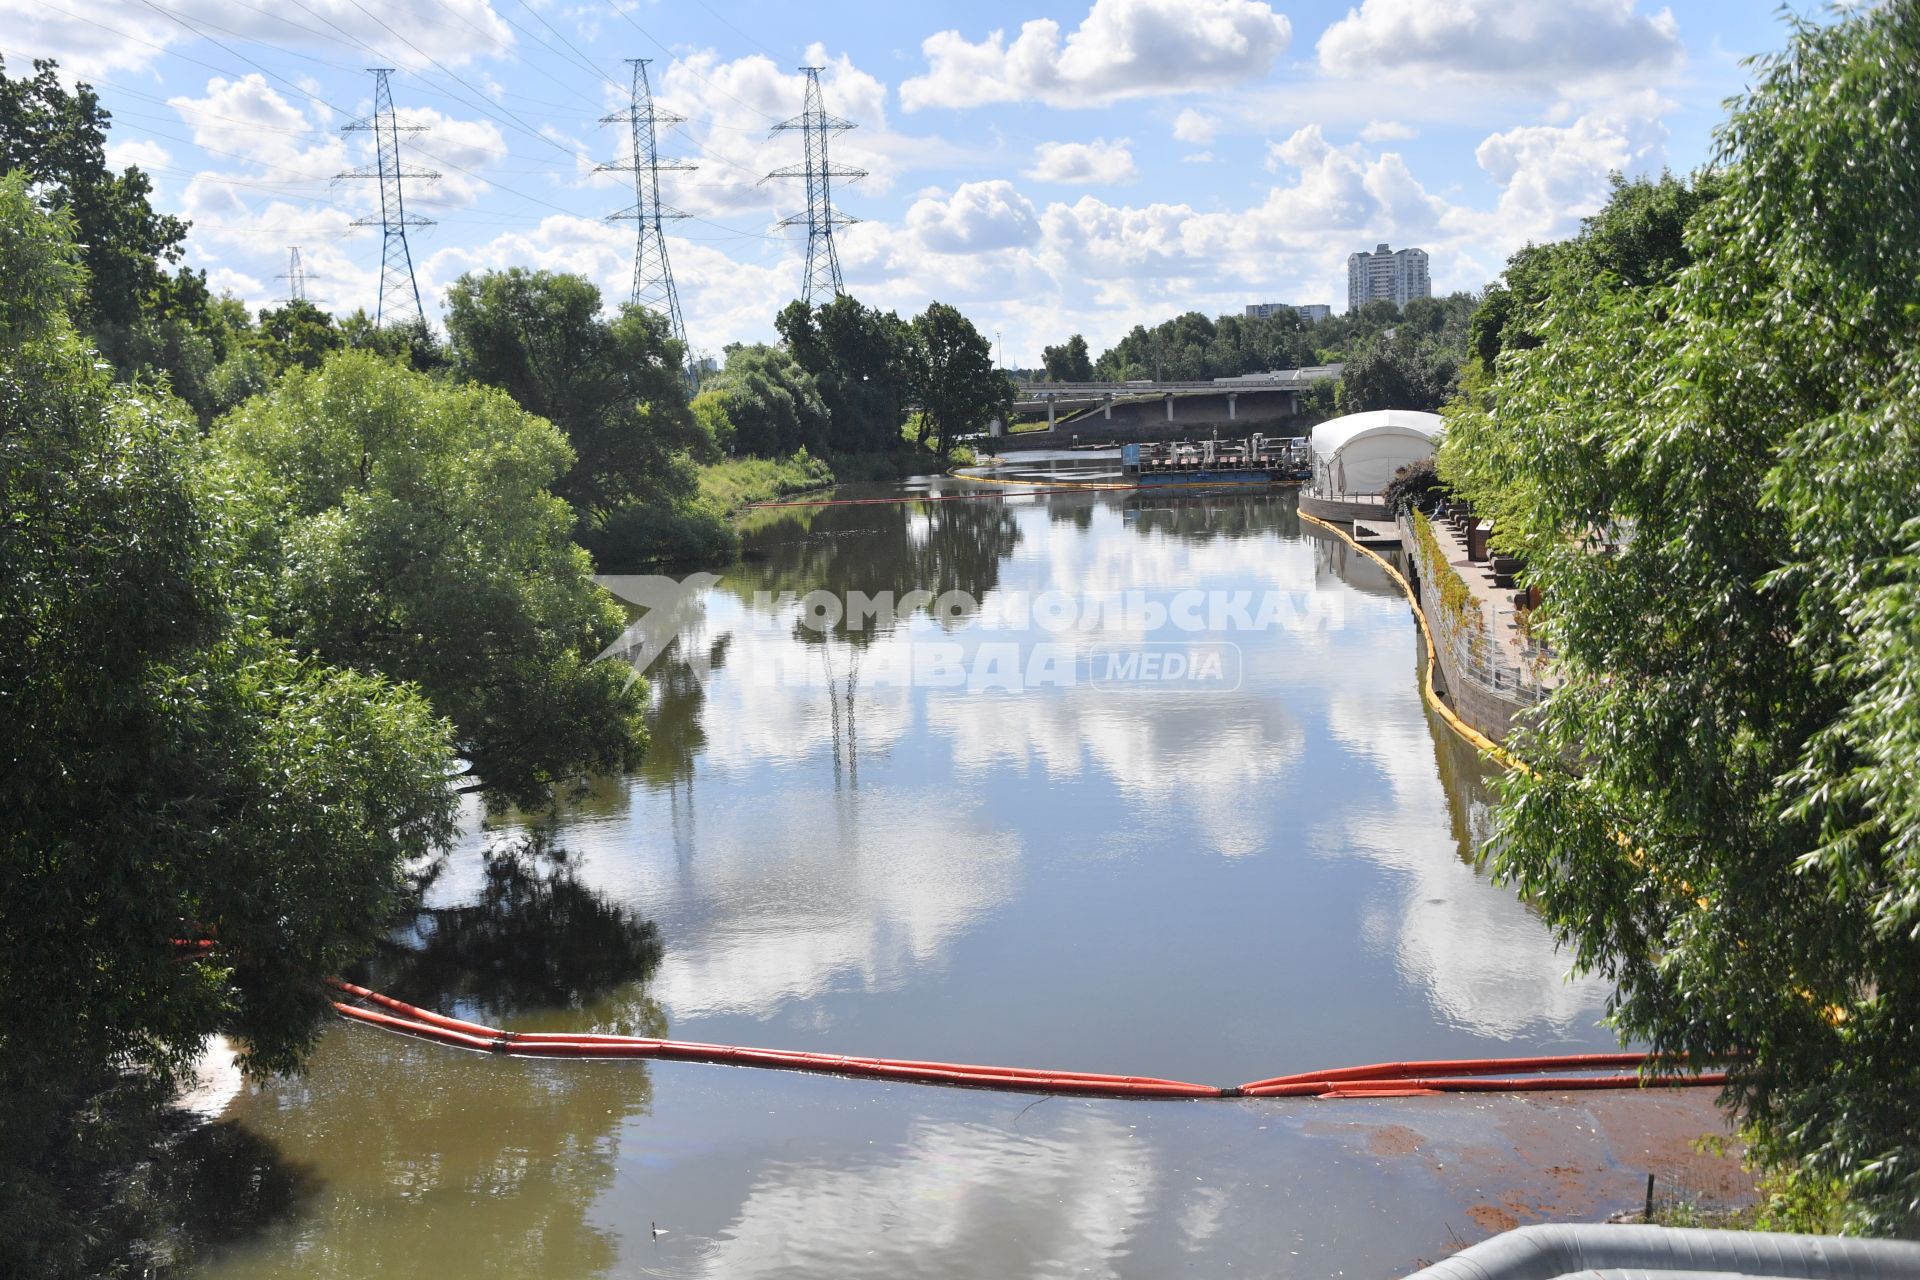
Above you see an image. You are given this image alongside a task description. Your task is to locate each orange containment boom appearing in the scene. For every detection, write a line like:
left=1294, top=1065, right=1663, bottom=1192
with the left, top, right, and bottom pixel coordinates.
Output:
left=327, top=980, right=1730, bottom=1102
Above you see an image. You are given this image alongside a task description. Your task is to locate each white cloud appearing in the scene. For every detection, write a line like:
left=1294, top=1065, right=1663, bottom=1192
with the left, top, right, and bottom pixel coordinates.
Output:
left=168, top=75, right=344, bottom=182
left=1172, top=107, right=1219, bottom=145
left=1475, top=93, right=1668, bottom=240
left=393, top=106, right=508, bottom=210
left=1317, top=0, right=1683, bottom=90
left=1180, top=150, right=1215, bottom=164
left=1360, top=120, right=1416, bottom=142
left=6, top=0, right=514, bottom=78
left=0, top=0, right=180, bottom=78
left=205, top=265, right=266, bottom=306
left=901, top=0, right=1292, bottom=111
left=105, top=138, right=173, bottom=175
left=163, top=74, right=505, bottom=242
left=1025, top=137, right=1138, bottom=185
left=904, top=181, right=1043, bottom=253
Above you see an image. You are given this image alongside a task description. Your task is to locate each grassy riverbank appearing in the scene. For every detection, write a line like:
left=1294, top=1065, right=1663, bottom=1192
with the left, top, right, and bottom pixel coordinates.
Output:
left=696, top=451, right=836, bottom=516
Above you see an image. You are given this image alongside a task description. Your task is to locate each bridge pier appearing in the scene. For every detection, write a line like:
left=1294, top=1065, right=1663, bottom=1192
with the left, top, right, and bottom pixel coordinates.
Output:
left=1047, top=396, right=1056, bottom=430
left=1103, top=394, right=1112, bottom=420
left=1228, top=393, right=1238, bottom=421
left=1165, top=394, right=1175, bottom=422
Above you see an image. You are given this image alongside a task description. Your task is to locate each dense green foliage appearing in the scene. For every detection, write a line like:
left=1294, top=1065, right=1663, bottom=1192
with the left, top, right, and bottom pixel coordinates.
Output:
left=0, top=175, right=459, bottom=1272
left=1064, top=294, right=1476, bottom=418
left=0, top=59, right=189, bottom=345
left=1441, top=5, right=1920, bottom=1231
left=1041, top=333, right=1093, bottom=382
left=697, top=342, right=831, bottom=457
left=1469, top=171, right=1720, bottom=374
left=1335, top=295, right=1477, bottom=414
left=910, top=301, right=1009, bottom=457
left=444, top=268, right=708, bottom=512
left=207, top=349, right=647, bottom=808
left=777, top=293, right=915, bottom=454
left=771, top=292, right=1009, bottom=461
left=1090, top=308, right=1318, bottom=381
left=441, top=268, right=733, bottom=566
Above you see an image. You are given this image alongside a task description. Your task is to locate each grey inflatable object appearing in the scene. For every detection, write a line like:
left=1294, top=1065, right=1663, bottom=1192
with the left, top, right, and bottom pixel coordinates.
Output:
left=1402, top=1225, right=1920, bottom=1280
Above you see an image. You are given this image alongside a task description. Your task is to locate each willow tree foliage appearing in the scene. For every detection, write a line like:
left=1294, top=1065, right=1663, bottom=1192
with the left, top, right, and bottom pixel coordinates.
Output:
left=0, top=175, right=459, bottom=1271
left=699, top=342, right=830, bottom=458
left=1441, top=7, right=1920, bottom=1230
left=207, top=349, right=646, bottom=807
left=444, top=268, right=704, bottom=519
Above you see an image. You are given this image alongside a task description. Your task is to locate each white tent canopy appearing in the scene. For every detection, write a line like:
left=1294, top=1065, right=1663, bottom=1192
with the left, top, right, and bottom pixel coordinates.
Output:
left=1309, top=409, right=1443, bottom=498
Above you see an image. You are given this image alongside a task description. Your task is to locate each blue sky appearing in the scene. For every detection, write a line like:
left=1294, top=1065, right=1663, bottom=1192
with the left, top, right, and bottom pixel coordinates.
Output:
left=4, top=0, right=1806, bottom=364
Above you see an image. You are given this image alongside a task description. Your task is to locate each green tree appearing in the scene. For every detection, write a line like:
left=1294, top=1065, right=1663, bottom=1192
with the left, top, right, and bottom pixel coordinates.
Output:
left=208, top=348, right=646, bottom=807
left=0, top=174, right=457, bottom=1271
left=777, top=293, right=913, bottom=454
left=1337, top=329, right=1459, bottom=414
left=700, top=342, right=829, bottom=457
left=911, top=301, right=1009, bottom=457
left=1087, top=308, right=1323, bottom=382
left=0, top=57, right=251, bottom=420
left=1469, top=171, right=1720, bottom=374
left=444, top=269, right=702, bottom=520
left=338, top=309, right=451, bottom=376
left=0, top=58, right=188, bottom=344
left=255, top=297, right=345, bottom=373
left=1441, top=5, right=1920, bottom=1231
left=1042, top=333, right=1093, bottom=382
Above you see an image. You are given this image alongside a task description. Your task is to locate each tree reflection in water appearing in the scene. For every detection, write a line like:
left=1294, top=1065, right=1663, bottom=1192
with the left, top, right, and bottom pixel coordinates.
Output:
left=190, top=838, right=670, bottom=1278
left=361, top=833, right=666, bottom=1036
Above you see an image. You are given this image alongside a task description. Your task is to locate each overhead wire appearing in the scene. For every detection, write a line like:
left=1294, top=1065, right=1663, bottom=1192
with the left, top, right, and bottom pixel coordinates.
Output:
left=22, top=0, right=809, bottom=278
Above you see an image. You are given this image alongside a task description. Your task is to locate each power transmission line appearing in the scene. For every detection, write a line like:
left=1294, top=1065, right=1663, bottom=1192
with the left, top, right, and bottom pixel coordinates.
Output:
left=598, top=58, right=695, bottom=389
left=335, top=69, right=437, bottom=326
left=762, top=66, right=863, bottom=304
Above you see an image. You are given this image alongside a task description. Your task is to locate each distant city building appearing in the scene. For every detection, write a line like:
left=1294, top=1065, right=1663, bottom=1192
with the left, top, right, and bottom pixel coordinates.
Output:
left=1346, top=243, right=1430, bottom=313
left=1245, top=301, right=1332, bottom=324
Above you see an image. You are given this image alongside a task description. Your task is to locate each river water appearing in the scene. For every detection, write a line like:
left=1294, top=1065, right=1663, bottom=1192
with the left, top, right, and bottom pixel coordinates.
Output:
left=188, top=481, right=1646, bottom=1278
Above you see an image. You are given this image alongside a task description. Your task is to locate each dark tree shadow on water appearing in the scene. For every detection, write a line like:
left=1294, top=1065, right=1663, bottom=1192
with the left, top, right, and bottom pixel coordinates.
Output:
left=11, top=837, right=666, bottom=1279
left=126, top=1115, right=318, bottom=1267
left=357, top=832, right=666, bottom=1034
left=3, top=1072, right=318, bottom=1280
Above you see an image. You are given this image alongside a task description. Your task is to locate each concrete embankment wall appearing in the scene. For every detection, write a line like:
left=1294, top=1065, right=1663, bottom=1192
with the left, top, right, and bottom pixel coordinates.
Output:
left=1415, top=592, right=1524, bottom=743
left=1297, top=492, right=1395, bottom=523
left=1006, top=391, right=1303, bottom=449
left=1396, top=513, right=1532, bottom=747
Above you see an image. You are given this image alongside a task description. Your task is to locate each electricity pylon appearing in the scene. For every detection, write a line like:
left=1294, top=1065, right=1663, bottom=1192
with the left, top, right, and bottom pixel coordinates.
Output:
left=276, top=245, right=307, bottom=303
left=336, top=68, right=438, bottom=327
left=763, top=66, right=864, bottom=304
left=598, top=58, right=697, bottom=389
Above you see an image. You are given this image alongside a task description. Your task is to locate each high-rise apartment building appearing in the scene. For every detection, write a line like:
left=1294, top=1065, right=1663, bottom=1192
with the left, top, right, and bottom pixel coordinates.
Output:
left=1346, top=243, right=1430, bottom=312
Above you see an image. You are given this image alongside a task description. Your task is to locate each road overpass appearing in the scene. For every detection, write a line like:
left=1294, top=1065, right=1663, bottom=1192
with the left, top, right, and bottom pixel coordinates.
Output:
left=999, top=365, right=1342, bottom=445
left=1007, top=365, right=1341, bottom=430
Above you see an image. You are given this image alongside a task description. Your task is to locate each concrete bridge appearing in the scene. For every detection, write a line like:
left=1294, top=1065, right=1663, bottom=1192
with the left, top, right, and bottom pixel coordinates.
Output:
left=1008, top=366, right=1342, bottom=431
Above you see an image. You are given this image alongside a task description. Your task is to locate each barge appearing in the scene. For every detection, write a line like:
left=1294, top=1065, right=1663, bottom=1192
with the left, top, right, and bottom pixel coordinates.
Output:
left=1122, top=435, right=1310, bottom=488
